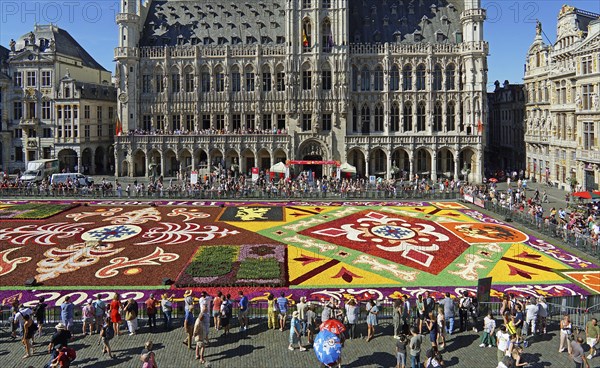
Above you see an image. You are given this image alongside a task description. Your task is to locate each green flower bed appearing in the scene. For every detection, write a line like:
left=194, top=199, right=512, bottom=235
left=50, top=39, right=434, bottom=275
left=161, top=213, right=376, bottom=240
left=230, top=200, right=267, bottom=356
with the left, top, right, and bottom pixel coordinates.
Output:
left=237, top=258, right=281, bottom=280
left=0, top=203, right=76, bottom=219
left=185, top=246, right=238, bottom=277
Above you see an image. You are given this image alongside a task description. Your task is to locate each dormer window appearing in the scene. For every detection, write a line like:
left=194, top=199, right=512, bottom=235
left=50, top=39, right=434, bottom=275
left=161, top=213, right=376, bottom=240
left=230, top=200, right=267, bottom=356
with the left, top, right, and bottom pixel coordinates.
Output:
left=65, top=87, right=71, bottom=98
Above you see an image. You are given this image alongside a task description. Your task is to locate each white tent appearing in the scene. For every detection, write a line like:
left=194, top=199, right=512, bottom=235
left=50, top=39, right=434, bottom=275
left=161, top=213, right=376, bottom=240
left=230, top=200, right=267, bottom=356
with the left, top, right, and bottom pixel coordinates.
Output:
left=339, top=162, right=357, bottom=173
left=270, top=162, right=287, bottom=173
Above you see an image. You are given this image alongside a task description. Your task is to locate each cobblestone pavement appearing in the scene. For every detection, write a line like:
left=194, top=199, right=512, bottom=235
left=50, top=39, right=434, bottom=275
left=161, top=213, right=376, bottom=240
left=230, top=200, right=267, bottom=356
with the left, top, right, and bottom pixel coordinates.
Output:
left=2, top=317, right=599, bottom=368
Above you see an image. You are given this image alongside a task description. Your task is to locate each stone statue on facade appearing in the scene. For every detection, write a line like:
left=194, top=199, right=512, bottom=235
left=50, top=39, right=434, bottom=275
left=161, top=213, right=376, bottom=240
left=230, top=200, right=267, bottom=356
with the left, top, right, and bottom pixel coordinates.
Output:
left=9, top=39, right=15, bottom=52
left=49, top=39, right=55, bottom=51
left=28, top=32, right=35, bottom=46
left=536, top=20, right=542, bottom=36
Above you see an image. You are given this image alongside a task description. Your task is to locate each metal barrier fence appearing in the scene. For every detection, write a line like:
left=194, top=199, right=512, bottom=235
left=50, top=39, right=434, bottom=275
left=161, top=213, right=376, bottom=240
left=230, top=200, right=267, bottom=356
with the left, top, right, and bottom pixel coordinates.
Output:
left=484, top=202, right=600, bottom=259
left=0, top=186, right=462, bottom=201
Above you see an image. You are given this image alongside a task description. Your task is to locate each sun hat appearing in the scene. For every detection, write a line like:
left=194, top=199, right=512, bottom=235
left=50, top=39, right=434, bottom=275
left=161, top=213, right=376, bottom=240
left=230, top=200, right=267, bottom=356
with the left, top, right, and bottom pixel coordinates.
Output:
left=292, top=311, right=300, bottom=318
left=184, top=290, right=193, bottom=297
left=87, top=298, right=93, bottom=304
left=55, top=322, right=67, bottom=330
left=161, top=293, right=169, bottom=299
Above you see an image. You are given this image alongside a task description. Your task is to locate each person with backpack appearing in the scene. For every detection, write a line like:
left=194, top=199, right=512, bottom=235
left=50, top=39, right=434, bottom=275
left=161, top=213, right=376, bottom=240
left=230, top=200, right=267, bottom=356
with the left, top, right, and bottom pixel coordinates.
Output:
left=220, top=293, right=233, bottom=337
left=458, top=291, right=472, bottom=332
left=100, top=316, right=115, bottom=359
left=93, top=295, right=106, bottom=334
left=34, top=296, right=48, bottom=338
left=82, top=299, right=95, bottom=336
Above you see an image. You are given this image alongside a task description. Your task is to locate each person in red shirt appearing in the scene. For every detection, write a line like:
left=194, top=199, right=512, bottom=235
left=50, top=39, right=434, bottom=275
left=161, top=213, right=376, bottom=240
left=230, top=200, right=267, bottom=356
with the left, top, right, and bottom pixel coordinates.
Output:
left=145, top=294, right=157, bottom=331
left=212, top=291, right=223, bottom=331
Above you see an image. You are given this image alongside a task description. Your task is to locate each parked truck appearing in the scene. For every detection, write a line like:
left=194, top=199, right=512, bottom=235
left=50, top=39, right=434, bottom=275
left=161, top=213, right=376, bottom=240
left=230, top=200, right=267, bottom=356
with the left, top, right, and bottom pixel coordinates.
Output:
left=20, top=159, right=60, bottom=183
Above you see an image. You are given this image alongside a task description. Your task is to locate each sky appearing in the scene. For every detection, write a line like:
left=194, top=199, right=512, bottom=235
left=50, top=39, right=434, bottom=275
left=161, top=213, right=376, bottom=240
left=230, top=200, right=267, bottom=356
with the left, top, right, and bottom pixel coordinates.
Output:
left=1, top=0, right=600, bottom=91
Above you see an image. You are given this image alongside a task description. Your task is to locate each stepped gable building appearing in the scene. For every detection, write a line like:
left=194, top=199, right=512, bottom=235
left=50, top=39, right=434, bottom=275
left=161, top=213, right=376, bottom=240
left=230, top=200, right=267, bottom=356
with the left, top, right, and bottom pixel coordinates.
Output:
left=486, top=80, right=525, bottom=173
left=524, top=6, right=600, bottom=190
left=115, top=0, right=488, bottom=181
left=6, top=25, right=115, bottom=174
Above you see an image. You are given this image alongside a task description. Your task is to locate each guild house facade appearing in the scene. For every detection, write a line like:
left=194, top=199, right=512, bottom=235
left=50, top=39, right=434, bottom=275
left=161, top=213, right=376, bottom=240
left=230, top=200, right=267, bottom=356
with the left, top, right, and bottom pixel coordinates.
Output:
left=114, top=0, right=488, bottom=181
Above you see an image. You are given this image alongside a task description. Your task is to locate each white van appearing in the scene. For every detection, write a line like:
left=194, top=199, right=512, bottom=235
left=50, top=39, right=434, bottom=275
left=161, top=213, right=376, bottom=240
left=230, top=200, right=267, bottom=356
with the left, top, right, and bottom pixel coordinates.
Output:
left=50, top=173, right=94, bottom=187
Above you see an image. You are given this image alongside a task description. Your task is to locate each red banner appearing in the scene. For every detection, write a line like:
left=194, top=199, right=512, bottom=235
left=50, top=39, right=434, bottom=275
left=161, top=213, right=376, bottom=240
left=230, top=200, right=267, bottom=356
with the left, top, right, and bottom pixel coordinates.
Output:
left=286, top=160, right=340, bottom=166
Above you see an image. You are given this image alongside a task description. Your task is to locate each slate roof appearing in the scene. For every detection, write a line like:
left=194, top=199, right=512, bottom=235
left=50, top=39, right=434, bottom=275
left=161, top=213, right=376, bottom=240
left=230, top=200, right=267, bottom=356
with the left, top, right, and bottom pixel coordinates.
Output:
left=349, top=0, right=464, bottom=44
left=140, top=0, right=286, bottom=47
left=0, top=45, right=9, bottom=81
left=76, top=82, right=117, bottom=101
left=13, top=25, right=107, bottom=71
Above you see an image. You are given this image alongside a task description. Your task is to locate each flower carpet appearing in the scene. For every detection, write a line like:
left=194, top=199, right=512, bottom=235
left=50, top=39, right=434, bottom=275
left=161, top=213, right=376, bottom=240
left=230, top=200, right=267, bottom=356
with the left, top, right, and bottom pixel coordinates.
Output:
left=0, top=199, right=597, bottom=307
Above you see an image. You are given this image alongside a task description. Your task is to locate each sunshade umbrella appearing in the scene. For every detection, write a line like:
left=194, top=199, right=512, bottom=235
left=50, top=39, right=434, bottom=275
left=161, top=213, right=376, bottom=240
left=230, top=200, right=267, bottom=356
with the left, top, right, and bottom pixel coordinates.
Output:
left=572, top=191, right=600, bottom=200
left=313, top=330, right=342, bottom=366
left=319, top=318, right=346, bottom=335
left=339, top=162, right=357, bottom=173
left=270, top=162, right=287, bottom=173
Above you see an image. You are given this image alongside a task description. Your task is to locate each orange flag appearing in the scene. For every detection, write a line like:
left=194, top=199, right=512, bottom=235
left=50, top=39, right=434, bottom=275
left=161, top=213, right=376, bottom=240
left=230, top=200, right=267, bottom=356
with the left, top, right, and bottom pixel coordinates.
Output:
left=115, top=116, right=123, bottom=136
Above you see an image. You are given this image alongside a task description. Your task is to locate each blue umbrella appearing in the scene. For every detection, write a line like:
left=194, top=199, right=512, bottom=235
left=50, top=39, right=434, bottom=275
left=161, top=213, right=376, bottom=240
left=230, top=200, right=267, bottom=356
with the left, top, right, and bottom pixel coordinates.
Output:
left=313, top=329, right=342, bottom=366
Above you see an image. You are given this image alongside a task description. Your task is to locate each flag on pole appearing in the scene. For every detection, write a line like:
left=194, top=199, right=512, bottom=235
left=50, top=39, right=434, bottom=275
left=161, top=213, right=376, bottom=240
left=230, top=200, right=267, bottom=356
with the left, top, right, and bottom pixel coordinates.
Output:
left=115, top=115, right=123, bottom=136
left=477, top=119, right=483, bottom=134
left=302, top=28, right=309, bottom=47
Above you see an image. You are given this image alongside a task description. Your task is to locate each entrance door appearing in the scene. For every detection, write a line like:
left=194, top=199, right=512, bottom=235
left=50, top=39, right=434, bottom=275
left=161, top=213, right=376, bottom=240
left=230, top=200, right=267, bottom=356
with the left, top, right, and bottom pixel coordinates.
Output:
left=302, top=155, right=323, bottom=179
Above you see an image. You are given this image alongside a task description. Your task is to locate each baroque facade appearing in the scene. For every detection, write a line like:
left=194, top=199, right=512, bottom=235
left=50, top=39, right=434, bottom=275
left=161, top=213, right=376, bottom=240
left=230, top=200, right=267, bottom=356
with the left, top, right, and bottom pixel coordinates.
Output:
left=486, top=80, right=525, bottom=173
left=524, top=6, right=600, bottom=190
left=6, top=25, right=115, bottom=174
left=115, top=0, right=488, bottom=181
left=0, top=45, right=10, bottom=173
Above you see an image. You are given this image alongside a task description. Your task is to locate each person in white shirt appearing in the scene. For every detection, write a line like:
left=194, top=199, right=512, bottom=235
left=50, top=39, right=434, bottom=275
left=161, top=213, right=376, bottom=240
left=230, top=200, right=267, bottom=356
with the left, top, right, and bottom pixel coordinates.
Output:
left=537, top=297, right=548, bottom=335
left=496, top=325, right=510, bottom=363
left=524, top=297, right=538, bottom=337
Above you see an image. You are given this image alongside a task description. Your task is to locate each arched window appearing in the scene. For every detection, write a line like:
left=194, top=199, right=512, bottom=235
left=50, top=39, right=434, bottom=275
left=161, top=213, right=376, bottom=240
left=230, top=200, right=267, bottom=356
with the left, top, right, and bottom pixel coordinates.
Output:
left=170, top=66, right=181, bottom=93
left=302, top=19, right=312, bottom=51
left=302, top=63, right=312, bottom=90
left=261, top=65, right=271, bottom=92
left=244, top=65, right=255, bottom=91
left=184, top=66, right=195, bottom=92
left=433, top=101, right=442, bottom=132
left=403, top=101, right=413, bottom=131
left=446, top=101, right=456, bottom=131
left=352, top=65, right=359, bottom=92
left=390, top=65, right=399, bottom=91
left=445, top=64, right=455, bottom=90
left=374, top=65, right=384, bottom=91
left=374, top=104, right=384, bottom=131
left=402, top=64, right=412, bottom=91
left=352, top=106, right=358, bottom=132
left=390, top=102, right=400, bottom=132
left=361, top=105, right=370, bottom=134
left=200, top=66, right=210, bottom=92
left=231, top=65, right=241, bottom=92
left=322, top=19, right=333, bottom=53
left=416, top=64, right=426, bottom=91
left=215, top=65, right=225, bottom=92
left=433, top=64, right=442, bottom=91
left=361, top=66, right=370, bottom=91
left=416, top=101, right=426, bottom=131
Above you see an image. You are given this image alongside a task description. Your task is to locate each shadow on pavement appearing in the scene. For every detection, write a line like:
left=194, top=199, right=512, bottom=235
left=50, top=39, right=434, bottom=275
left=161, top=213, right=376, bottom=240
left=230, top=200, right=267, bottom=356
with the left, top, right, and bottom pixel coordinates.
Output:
left=444, top=334, right=478, bottom=353
left=205, top=344, right=265, bottom=362
left=345, top=352, right=396, bottom=367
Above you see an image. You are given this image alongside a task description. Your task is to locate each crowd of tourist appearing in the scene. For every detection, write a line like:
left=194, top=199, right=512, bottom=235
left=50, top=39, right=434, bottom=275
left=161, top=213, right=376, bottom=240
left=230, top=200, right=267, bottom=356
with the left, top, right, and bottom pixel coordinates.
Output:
left=6, top=290, right=599, bottom=367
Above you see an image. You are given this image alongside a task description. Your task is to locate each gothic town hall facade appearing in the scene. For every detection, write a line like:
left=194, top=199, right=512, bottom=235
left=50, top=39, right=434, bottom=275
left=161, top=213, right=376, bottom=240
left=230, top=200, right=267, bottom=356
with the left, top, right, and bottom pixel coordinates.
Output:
left=114, top=0, right=488, bottom=181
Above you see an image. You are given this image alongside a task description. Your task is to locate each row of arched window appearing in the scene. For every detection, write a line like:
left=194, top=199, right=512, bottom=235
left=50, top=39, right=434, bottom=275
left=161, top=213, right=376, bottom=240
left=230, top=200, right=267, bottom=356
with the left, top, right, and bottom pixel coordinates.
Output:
left=352, top=63, right=459, bottom=92
left=350, top=100, right=459, bottom=134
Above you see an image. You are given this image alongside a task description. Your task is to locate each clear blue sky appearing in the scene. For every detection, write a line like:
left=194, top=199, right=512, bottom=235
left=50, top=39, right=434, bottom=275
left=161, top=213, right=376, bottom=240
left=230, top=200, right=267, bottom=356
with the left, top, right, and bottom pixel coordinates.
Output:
left=1, top=0, right=599, bottom=90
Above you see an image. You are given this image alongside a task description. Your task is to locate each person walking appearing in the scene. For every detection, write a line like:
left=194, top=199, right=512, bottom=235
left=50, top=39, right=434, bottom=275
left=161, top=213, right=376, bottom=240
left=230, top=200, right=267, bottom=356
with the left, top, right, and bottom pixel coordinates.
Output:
left=267, top=293, right=277, bottom=330
left=212, top=291, right=223, bottom=331
left=161, top=293, right=174, bottom=331
left=33, top=296, right=47, bottom=338
left=479, top=311, right=496, bottom=347
left=496, top=325, right=510, bottom=363
left=193, top=312, right=206, bottom=363
left=458, top=291, right=473, bottom=332
left=140, top=340, right=158, bottom=368
left=81, top=299, right=95, bottom=336
left=393, top=298, right=403, bottom=338
left=276, top=291, right=289, bottom=331
left=93, top=294, right=106, bottom=334
left=99, top=316, right=115, bottom=359
left=108, top=293, right=122, bottom=336
left=199, top=291, right=211, bottom=345
left=366, top=299, right=379, bottom=342
left=396, top=334, right=408, bottom=368
left=238, top=291, right=249, bottom=332
left=571, top=337, right=590, bottom=368
left=436, top=307, right=446, bottom=349
left=124, top=298, right=138, bottom=335
left=220, top=294, right=233, bottom=337
left=585, top=318, right=599, bottom=360
left=559, top=314, right=573, bottom=354
left=60, top=296, right=75, bottom=333
left=21, top=314, right=35, bottom=359
left=415, top=295, right=425, bottom=334
left=409, top=326, right=423, bottom=368
left=425, top=311, right=438, bottom=349
left=144, top=294, right=157, bottom=331
left=306, top=304, right=317, bottom=344
left=288, top=311, right=306, bottom=351
left=344, top=298, right=359, bottom=340
left=439, top=293, right=456, bottom=335
left=537, top=297, right=548, bottom=335
left=296, top=296, right=308, bottom=337
left=402, top=295, right=412, bottom=335
left=183, top=305, right=195, bottom=349
left=524, top=297, right=538, bottom=338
